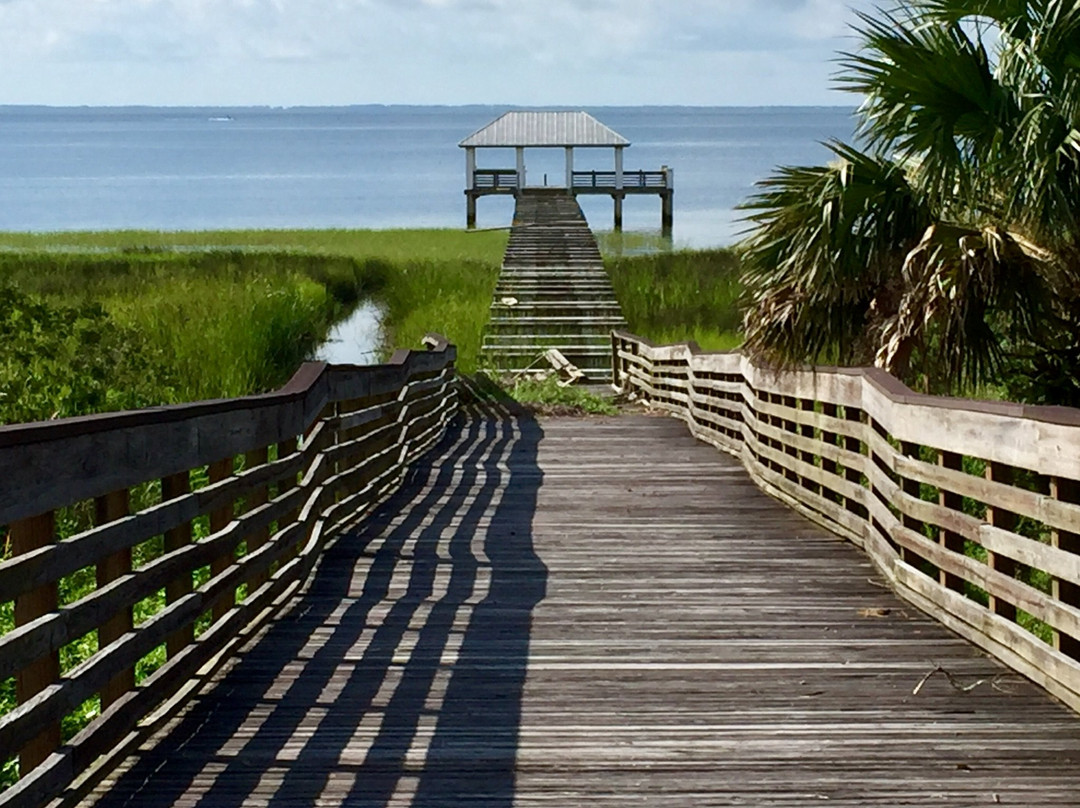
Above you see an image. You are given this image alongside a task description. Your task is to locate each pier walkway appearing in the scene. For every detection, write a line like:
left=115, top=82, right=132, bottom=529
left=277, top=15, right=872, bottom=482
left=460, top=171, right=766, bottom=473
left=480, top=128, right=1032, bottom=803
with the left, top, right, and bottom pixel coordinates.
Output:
left=481, top=191, right=626, bottom=382
left=80, top=409, right=1080, bottom=807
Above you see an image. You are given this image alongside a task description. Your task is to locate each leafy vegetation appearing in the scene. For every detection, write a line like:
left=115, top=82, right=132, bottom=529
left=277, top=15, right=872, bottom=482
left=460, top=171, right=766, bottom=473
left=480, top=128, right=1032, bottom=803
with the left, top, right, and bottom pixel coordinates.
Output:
left=740, top=0, right=1080, bottom=403
left=0, top=251, right=365, bottom=423
left=0, top=287, right=180, bottom=424
left=505, top=375, right=618, bottom=415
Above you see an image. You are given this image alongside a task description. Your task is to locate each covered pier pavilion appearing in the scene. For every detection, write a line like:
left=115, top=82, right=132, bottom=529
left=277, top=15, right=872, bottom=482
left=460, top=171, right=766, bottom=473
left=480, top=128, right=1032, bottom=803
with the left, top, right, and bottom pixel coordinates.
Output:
left=460, top=110, right=674, bottom=233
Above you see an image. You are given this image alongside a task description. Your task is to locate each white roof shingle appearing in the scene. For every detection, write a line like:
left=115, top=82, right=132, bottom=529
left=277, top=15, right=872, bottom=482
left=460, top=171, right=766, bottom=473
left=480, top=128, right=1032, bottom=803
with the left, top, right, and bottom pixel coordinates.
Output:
left=459, top=111, right=630, bottom=148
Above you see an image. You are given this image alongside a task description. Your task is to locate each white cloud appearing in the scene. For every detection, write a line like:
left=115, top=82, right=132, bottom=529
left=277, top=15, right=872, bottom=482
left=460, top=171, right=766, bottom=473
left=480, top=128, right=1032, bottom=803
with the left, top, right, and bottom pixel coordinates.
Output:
left=0, top=0, right=876, bottom=104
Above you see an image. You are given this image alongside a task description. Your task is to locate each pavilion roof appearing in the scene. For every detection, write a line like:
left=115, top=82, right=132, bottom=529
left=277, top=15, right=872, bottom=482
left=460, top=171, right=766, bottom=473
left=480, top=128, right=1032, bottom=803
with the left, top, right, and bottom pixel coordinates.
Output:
left=459, top=111, right=630, bottom=149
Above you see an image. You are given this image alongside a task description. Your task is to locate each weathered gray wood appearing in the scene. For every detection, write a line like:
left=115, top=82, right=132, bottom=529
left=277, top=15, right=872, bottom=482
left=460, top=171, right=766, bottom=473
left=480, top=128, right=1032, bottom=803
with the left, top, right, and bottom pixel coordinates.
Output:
left=986, top=461, right=1020, bottom=623
left=939, top=450, right=966, bottom=593
left=161, top=471, right=193, bottom=659
left=0, top=452, right=308, bottom=604
left=613, top=330, right=1080, bottom=716
left=1054, top=477, right=1080, bottom=660
left=93, top=490, right=133, bottom=710
left=0, top=341, right=457, bottom=527
left=242, top=447, right=271, bottom=592
left=75, top=415, right=1080, bottom=808
left=0, top=338, right=460, bottom=807
left=11, top=512, right=61, bottom=774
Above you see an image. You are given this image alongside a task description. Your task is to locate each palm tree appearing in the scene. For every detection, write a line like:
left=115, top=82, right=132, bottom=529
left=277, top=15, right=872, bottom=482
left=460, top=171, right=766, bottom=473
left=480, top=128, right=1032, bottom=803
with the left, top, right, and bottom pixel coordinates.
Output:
left=740, top=0, right=1080, bottom=401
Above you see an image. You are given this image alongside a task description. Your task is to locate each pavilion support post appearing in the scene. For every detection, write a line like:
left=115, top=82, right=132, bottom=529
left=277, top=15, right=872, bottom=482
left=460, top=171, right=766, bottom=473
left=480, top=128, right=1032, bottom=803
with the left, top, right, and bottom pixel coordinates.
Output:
left=661, top=165, right=675, bottom=235
left=614, top=146, right=624, bottom=191
left=465, top=147, right=476, bottom=191
left=565, top=147, right=574, bottom=191
left=661, top=191, right=674, bottom=236
left=466, top=194, right=477, bottom=230
left=516, top=147, right=526, bottom=190
left=614, top=194, right=624, bottom=230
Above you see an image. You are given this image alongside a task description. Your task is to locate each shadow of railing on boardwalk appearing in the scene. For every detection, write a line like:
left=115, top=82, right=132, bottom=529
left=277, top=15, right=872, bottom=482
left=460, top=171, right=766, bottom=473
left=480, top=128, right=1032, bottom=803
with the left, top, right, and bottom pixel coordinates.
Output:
left=89, top=384, right=546, bottom=808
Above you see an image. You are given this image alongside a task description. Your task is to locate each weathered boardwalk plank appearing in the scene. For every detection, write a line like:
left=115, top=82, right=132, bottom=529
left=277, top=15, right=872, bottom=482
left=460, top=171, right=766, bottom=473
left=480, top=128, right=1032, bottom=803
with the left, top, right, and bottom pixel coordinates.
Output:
left=81, top=413, right=1080, bottom=806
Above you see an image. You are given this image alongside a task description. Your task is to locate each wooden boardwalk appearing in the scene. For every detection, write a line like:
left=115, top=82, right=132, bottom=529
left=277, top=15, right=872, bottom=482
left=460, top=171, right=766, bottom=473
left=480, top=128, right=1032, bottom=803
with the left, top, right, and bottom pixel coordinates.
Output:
left=81, top=411, right=1080, bottom=807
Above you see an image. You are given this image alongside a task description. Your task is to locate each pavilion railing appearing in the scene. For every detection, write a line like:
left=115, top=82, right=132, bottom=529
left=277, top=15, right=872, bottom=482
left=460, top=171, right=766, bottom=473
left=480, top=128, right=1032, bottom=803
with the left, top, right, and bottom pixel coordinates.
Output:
left=571, top=170, right=670, bottom=190
left=0, top=336, right=458, bottom=808
left=472, top=169, right=519, bottom=190
left=613, top=330, right=1080, bottom=714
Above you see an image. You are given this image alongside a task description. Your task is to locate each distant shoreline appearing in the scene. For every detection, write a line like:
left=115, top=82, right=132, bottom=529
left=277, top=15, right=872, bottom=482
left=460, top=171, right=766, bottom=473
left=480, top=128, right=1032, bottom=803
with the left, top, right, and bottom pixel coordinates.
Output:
left=0, top=103, right=857, bottom=112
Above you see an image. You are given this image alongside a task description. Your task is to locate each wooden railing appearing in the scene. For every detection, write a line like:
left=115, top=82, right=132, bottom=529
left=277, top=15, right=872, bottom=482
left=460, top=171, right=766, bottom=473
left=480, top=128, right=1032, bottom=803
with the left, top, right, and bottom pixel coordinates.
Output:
left=0, top=336, right=458, bottom=808
left=613, top=330, right=1080, bottom=713
left=472, top=169, right=519, bottom=190
left=571, top=170, right=670, bottom=190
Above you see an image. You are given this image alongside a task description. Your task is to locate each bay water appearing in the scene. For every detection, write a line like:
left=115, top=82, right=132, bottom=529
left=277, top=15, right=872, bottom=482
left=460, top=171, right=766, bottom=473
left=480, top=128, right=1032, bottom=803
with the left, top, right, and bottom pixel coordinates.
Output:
left=0, top=105, right=855, bottom=248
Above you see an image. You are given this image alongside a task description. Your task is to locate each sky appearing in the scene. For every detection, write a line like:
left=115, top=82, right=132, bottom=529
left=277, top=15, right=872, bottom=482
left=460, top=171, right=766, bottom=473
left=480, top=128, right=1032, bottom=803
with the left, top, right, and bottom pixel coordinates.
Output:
left=0, top=0, right=878, bottom=107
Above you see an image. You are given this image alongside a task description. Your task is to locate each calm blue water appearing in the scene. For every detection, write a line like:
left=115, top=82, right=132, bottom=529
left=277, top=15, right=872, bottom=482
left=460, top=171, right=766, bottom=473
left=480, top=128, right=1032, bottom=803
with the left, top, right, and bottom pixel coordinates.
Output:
left=0, top=105, right=855, bottom=247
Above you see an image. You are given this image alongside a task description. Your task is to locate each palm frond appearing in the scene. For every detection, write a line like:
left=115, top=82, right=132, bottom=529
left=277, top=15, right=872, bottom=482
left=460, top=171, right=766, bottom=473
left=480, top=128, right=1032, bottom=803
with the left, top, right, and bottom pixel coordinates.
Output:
left=878, top=222, right=1058, bottom=388
left=838, top=7, right=1020, bottom=212
left=739, top=144, right=930, bottom=367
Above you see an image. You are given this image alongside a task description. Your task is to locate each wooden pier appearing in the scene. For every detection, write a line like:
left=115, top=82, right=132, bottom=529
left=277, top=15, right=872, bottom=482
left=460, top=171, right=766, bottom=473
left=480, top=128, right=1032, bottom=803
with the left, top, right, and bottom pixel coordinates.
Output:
left=461, top=111, right=673, bottom=233
left=481, top=191, right=626, bottom=382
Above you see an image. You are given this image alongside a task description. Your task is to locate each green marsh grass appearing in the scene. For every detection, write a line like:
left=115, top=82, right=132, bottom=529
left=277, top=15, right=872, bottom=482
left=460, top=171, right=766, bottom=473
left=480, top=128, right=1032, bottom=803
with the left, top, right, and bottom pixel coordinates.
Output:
left=0, top=228, right=505, bottom=265
left=605, top=248, right=743, bottom=350
left=0, top=229, right=508, bottom=423
left=506, top=375, right=618, bottom=415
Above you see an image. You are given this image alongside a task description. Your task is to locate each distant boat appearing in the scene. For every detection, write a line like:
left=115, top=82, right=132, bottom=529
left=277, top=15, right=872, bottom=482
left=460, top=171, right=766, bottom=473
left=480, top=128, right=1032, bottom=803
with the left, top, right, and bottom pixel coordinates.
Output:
left=208, top=116, right=234, bottom=122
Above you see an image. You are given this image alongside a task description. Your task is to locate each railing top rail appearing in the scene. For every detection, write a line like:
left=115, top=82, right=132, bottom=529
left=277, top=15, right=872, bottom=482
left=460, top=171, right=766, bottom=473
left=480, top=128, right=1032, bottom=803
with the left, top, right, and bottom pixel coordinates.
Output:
left=613, top=330, right=1080, bottom=429
left=0, top=334, right=455, bottom=526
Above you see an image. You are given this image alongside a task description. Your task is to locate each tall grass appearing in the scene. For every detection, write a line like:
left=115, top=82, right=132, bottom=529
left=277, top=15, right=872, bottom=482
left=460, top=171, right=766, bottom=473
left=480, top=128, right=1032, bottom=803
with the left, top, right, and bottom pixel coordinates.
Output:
left=0, top=228, right=505, bottom=265
left=379, top=258, right=501, bottom=371
left=0, top=250, right=387, bottom=423
left=605, top=249, right=743, bottom=350
left=0, top=229, right=508, bottom=377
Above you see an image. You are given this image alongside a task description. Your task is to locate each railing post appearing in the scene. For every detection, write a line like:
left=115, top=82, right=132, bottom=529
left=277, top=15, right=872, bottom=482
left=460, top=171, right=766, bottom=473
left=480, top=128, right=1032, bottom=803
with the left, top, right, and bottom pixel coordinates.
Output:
left=162, top=471, right=194, bottom=657
left=938, top=451, right=966, bottom=593
left=277, top=437, right=301, bottom=564
left=843, top=407, right=865, bottom=518
left=95, top=489, right=133, bottom=709
left=12, top=511, right=61, bottom=774
left=799, top=399, right=819, bottom=496
left=209, top=457, right=235, bottom=623
left=781, top=395, right=799, bottom=483
left=244, top=447, right=271, bottom=591
left=1052, top=477, right=1080, bottom=659
left=985, top=461, right=1018, bottom=622
left=611, top=334, right=621, bottom=391
left=899, top=441, right=929, bottom=573
left=821, top=403, right=839, bottom=503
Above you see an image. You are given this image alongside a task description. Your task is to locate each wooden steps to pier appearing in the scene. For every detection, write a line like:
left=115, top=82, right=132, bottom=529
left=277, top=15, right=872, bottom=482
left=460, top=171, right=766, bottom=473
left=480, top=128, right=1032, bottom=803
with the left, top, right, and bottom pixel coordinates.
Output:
left=482, top=191, right=626, bottom=382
